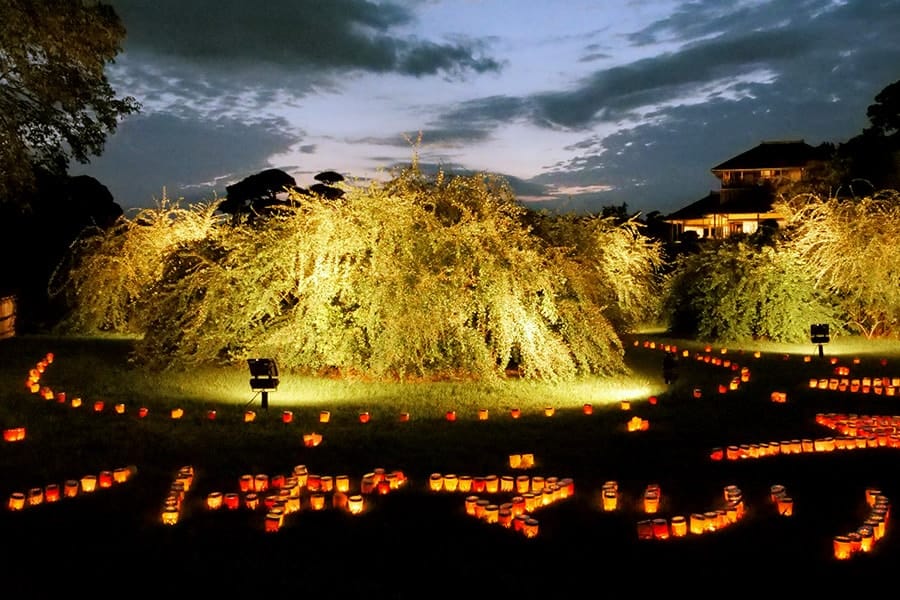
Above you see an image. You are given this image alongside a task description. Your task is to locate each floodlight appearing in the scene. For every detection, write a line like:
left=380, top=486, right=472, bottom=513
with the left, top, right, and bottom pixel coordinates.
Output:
left=247, top=358, right=279, bottom=409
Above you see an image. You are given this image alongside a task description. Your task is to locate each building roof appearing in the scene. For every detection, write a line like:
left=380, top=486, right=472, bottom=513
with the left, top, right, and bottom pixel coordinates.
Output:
left=664, top=187, right=774, bottom=221
left=710, top=140, right=820, bottom=172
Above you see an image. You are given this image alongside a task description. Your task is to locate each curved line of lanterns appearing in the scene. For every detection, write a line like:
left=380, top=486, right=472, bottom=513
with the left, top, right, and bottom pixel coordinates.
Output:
left=5, top=346, right=896, bottom=559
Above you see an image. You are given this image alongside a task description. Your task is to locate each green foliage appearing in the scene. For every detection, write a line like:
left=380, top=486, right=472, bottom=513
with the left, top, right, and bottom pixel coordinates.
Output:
left=662, top=237, right=837, bottom=343
left=775, top=191, right=900, bottom=338
left=57, top=167, right=666, bottom=381
left=0, top=0, right=140, bottom=202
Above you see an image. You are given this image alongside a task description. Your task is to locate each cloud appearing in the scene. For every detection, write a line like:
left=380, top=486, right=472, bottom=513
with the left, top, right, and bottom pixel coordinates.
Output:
left=110, top=0, right=501, bottom=77
left=70, top=113, right=299, bottom=208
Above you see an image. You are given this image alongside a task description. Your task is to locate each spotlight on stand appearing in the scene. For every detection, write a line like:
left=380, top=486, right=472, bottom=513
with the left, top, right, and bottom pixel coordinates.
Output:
left=247, top=358, right=279, bottom=410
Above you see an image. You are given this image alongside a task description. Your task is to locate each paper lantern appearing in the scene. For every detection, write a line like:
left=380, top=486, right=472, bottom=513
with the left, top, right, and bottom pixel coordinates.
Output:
left=114, top=403, right=126, bottom=414
left=27, top=487, right=43, bottom=507
left=648, top=396, right=657, bottom=405
left=207, top=492, right=224, bottom=510
left=319, top=410, right=331, bottom=423
left=223, top=493, right=240, bottom=510
left=509, top=454, right=522, bottom=469
left=335, top=475, right=350, bottom=493
left=520, top=453, right=535, bottom=468
left=620, top=400, right=631, bottom=411
left=478, top=408, right=489, bottom=420
left=170, top=408, right=184, bottom=420
left=709, top=447, right=724, bottom=461
left=264, top=512, right=283, bottom=532
left=309, top=494, right=326, bottom=511
left=358, top=412, right=370, bottom=424
left=429, top=473, right=443, bottom=492
left=281, top=410, right=293, bottom=424
left=582, top=403, right=593, bottom=415
left=670, top=515, right=687, bottom=537
left=652, top=518, right=669, bottom=540
left=776, top=496, right=794, bottom=516
left=137, top=406, right=148, bottom=418
left=93, top=400, right=105, bottom=412
left=643, top=490, right=660, bottom=514
left=692, top=388, right=702, bottom=399
left=348, top=494, right=364, bottom=515
left=443, top=474, right=458, bottom=492
left=8, top=492, right=26, bottom=511
left=398, top=412, right=410, bottom=422
left=40, top=386, right=53, bottom=400
left=457, top=475, right=472, bottom=493
left=3, top=427, right=24, bottom=442
left=523, top=518, right=539, bottom=538
left=243, top=410, right=256, bottom=423
left=99, top=471, right=114, bottom=488
left=63, top=480, right=79, bottom=498
left=80, top=475, right=97, bottom=493
left=113, top=467, right=130, bottom=484
left=510, top=408, right=521, bottom=419
left=303, top=432, right=323, bottom=447
left=472, top=476, right=486, bottom=493
left=445, top=410, right=457, bottom=422
left=833, top=535, right=853, bottom=560
left=602, top=489, right=618, bottom=511
left=689, top=513, right=707, bottom=535
left=56, top=392, right=66, bottom=404
left=254, top=474, right=270, bottom=492
left=485, top=475, right=499, bottom=494
left=244, top=493, right=260, bottom=510
left=544, top=407, right=555, bottom=417
left=770, top=391, right=787, bottom=403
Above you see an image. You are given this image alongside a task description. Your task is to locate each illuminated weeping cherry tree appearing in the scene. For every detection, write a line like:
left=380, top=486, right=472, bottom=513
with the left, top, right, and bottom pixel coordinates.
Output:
left=774, top=190, right=900, bottom=339
left=55, top=165, right=664, bottom=381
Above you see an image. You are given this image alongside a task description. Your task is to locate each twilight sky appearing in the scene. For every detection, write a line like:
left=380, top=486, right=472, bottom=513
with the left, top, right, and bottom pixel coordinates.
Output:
left=71, top=0, right=900, bottom=216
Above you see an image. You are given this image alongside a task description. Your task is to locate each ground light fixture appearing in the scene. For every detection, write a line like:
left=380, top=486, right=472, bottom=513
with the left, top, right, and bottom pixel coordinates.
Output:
left=247, top=358, right=279, bottom=410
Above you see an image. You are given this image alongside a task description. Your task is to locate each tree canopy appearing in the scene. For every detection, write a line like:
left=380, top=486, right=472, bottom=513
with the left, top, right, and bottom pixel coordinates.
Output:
left=54, top=166, right=665, bottom=381
left=0, top=0, right=140, bottom=204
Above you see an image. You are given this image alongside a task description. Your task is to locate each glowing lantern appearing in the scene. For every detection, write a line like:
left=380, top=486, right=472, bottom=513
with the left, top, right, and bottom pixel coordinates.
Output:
left=63, top=480, right=79, bottom=498
left=692, top=388, right=702, bottom=399
left=41, top=483, right=59, bottom=503
left=443, top=473, right=459, bottom=492
left=709, top=447, right=724, bottom=461
left=445, top=410, right=457, bottom=422
left=770, top=391, right=787, bottom=403
left=320, top=475, right=334, bottom=493
left=303, top=432, right=323, bottom=447
left=113, top=467, right=130, bottom=484
left=41, top=387, right=53, bottom=400
left=500, top=476, right=514, bottom=493
left=485, top=475, right=499, bottom=494
left=264, top=512, right=283, bottom=532
left=620, top=400, right=631, bottom=411
left=478, top=408, right=489, bottom=420
left=348, top=494, right=364, bottom=515
left=281, top=410, right=293, bottom=424
left=243, top=410, right=256, bottom=423
left=652, top=518, right=669, bottom=540
left=98, top=471, right=114, bottom=488
left=690, top=513, right=707, bottom=535
left=648, top=396, right=657, bottom=406
left=80, top=475, right=97, bottom=493
left=510, top=408, right=521, bottom=419
left=833, top=535, right=853, bottom=560
left=244, top=493, right=260, bottom=510
left=335, top=475, right=350, bottom=493
left=223, top=493, right=239, bottom=510
left=429, top=473, right=443, bottom=492
left=582, top=403, right=593, bottom=415
left=3, top=427, right=24, bottom=442
left=399, top=412, right=410, bottom=422
left=254, top=474, right=270, bottom=492
left=56, top=392, right=66, bottom=404
left=484, top=504, right=499, bottom=524
left=472, top=477, right=486, bottom=493
left=8, top=492, right=26, bottom=511
left=319, top=411, right=331, bottom=423
left=516, top=476, right=530, bottom=494
left=509, top=454, right=522, bottom=469
left=523, top=518, right=539, bottom=538
left=777, top=496, right=794, bottom=516
left=544, top=407, right=555, bottom=417
left=670, top=515, right=687, bottom=537
left=359, top=412, right=370, bottom=424
left=643, top=490, right=660, bottom=514
left=520, top=454, right=535, bottom=468
left=207, top=492, right=223, bottom=510
left=137, top=406, right=148, bottom=418
left=310, top=494, right=326, bottom=511
left=27, top=487, right=43, bottom=506
left=170, top=408, right=184, bottom=420
left=602, top=489, right=618, bottom=511
left=93, top=400, right=104, bottom=412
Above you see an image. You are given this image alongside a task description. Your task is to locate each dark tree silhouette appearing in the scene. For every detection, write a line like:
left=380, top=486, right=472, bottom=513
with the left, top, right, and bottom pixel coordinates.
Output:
left=314, top=170, right=345, bottom=185
left=219, top=168, right=297, bottom=220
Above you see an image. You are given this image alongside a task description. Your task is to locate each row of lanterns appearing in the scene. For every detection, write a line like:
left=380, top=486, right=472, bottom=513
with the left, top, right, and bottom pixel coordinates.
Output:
left=8, top=465, right=136, bottom=511
left=161, top=466, right=195, bottom=525
left=427, top=472, right=573, bottom=497
left=833, top=489, right=891, bottom=560
left=808, top=376, right=899, bottom=395
left=463, top=495, right=541, bottom=538
left=634, top=484, right=746, bottom=540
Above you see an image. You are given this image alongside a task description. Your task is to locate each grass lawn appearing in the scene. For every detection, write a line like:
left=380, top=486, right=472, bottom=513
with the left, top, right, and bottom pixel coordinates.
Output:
left=2, top=332, right=900, bottom=596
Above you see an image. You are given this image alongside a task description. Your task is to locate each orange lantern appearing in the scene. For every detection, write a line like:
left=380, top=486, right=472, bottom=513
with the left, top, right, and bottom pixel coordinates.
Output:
left=478, top=408, right=489, bottom=420
left=243, top=410, right=256, bottom=423
left=8, top=492, right=26, bottom=511
left=98, top=471, right=114, bottom=488
left=56, top=392, right=66, bottom=404
left=80, top=475, right=97, bottom=493
left=303, top=432, right=323, bottom=447
left=359, top=412, right=370, bottom=424
left=692, top=388, right=702, bottom=399
left=207, top=410, right=217, bottom=420
left=44, top=484, right=60, bottom=503
left=137, top=406, right=148, bottom=418
left=648, top=396, right=657, bottom=405
left=509, top=454, right=522, bottom=469
left=114, top=403, right=126, bottom=414
left=582, top=403, right=593, bottom=415
left=348, top=494, right=364, bottom=515
left=281, top=410, right=293, bottom=424
left=63, top=480, right=79, bottom=498
left=224, top=493, right=240, bottom=510
left=309, top=494, right=326, bottom=511
left=620, top=400, right=631, bottom=411
left=445, top=410, right=457, bottom=422
left=543, top=407, right=555, bottom=417
left=93, top=400, right=105, bottom=412
left=207, top=492, right=224, bottom=510
left=170, top=408, right=183, bottom=420
left=398, top=412, right=410, bottom=422
left=510, top=408, right=521, bottom=419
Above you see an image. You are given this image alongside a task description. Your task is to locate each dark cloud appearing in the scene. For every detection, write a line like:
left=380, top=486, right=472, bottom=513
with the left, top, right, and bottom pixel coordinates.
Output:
left=70, top=113, right=299, bottom=208
left=110, top=0, right=500, bottom=78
